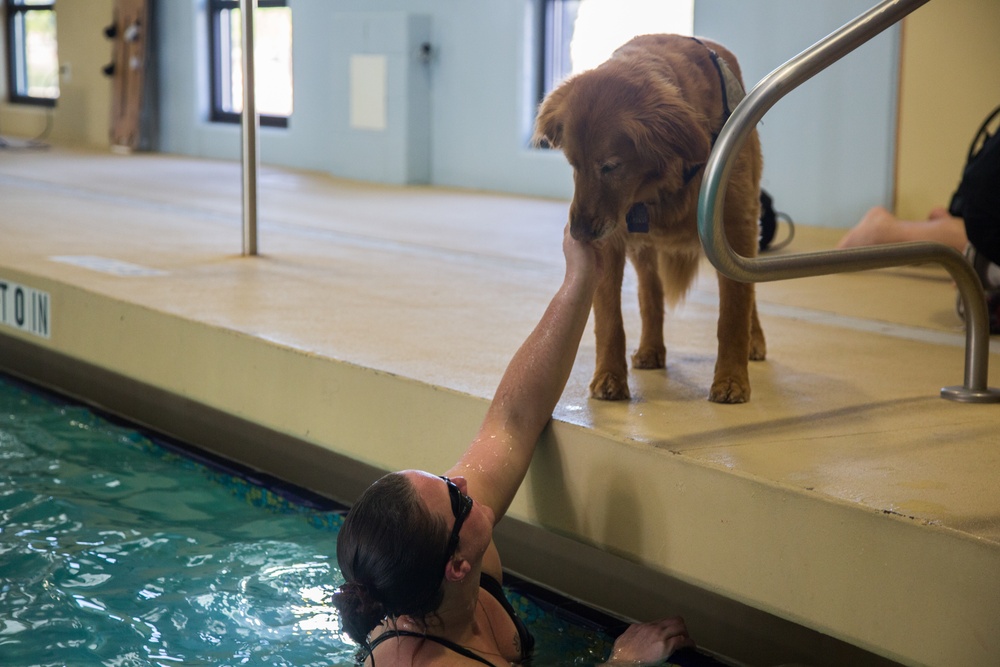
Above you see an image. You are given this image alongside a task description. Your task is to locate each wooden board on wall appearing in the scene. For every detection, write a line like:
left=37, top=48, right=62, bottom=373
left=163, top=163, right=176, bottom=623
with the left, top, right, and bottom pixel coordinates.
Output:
left=108, top=0, right=151, bottom=151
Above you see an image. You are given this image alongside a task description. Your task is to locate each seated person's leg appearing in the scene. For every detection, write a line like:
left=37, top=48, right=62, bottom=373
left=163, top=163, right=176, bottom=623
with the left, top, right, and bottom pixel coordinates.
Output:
left=837, top=206, right=968, bottom=253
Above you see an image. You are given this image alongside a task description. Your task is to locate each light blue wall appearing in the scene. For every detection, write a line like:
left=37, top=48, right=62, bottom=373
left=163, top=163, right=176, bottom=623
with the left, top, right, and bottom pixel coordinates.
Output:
left=156, top=0, right=899, bottom=227
left=695, top=0, right=900, bottom=228
left=157, top=0, right=569, bottom=194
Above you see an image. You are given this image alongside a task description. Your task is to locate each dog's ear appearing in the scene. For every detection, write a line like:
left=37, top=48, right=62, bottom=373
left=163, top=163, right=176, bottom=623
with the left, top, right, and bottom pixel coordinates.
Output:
left=629, top=92, right=712, bottom=177
left=533, top=81, right=574, bottom=149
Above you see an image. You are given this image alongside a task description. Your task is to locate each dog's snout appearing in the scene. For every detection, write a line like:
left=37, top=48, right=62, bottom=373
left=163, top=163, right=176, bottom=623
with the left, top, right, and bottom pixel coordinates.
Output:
left=570, top=214, right=617, bottom=242
left=569, top=218, right=599, bottom=241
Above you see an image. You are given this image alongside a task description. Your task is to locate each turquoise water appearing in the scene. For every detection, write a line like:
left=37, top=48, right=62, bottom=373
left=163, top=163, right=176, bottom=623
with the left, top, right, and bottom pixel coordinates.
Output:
left=0, top=376, right=618, bottom=666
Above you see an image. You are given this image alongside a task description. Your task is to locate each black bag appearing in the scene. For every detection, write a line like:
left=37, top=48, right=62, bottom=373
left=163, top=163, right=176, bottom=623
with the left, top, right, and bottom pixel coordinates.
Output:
left=758, top=189, right=794, bottom=252
left=949, top=105, right=1000, bottom=267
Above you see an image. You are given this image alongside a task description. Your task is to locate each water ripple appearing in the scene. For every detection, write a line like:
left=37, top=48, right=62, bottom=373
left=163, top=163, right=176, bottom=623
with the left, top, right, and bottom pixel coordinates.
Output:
left=0, top=376, right=621, bottom=667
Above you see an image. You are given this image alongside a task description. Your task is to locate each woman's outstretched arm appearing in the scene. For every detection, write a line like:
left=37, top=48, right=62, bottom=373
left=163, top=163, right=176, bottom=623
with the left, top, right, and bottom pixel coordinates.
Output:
left=446, top=226, right=599, bottom=521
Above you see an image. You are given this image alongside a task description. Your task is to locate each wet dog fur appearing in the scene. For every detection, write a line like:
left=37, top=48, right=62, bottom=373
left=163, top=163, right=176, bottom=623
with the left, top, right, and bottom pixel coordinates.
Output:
left=533, top=34, right=766, bottom=403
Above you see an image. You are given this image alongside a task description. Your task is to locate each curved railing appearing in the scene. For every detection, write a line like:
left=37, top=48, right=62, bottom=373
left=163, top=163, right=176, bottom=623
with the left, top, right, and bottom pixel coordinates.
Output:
left=697, top=0, right=1000, bottom=403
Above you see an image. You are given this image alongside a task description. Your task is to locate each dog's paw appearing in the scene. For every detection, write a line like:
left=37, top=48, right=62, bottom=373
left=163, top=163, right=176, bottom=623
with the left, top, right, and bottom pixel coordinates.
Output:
left=749, top=338, right=767, bottom=361
left=631, top=346, right=666, bottom=369
left=709, top=378, right=751, bottom=404
left=590, top=372, right=631, bottom=401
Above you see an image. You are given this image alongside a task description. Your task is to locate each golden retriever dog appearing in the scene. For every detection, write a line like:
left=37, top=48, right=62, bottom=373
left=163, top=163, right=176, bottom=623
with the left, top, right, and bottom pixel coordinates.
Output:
left=534, top=34, right=765, bottom=403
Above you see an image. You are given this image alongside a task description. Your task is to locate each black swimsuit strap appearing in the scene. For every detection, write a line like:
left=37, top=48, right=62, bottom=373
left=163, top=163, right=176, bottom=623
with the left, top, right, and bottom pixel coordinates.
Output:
left=478, top=573, right=534, bottom=658
left=366, top=629, right=497, bottom=666
left=363, top=574, right=532, bottom=666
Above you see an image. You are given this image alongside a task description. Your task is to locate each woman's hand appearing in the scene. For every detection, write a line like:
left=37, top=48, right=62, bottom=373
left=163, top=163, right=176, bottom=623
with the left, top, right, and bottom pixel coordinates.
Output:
left=604, top=616, right=695, bottom=665
left=562, top=223, right=602, bottom=291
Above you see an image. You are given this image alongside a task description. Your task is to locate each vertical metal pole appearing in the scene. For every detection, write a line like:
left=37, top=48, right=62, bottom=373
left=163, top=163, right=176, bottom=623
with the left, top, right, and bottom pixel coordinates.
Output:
left=240, top=0, right=259, bottom=256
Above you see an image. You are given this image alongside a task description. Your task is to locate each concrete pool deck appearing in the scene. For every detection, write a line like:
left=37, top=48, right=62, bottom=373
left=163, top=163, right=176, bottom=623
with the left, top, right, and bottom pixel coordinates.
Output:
left=1, top=147, right=998, bottom=667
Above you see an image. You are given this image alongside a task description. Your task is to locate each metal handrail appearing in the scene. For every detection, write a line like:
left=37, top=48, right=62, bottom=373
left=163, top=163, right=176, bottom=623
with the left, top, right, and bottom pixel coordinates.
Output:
left=697, top=0, right=1000, bottom=403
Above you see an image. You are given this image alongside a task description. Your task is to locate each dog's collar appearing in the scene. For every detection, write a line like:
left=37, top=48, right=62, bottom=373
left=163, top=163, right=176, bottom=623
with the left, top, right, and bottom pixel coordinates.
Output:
left=683, top=163, right=704, bottom=185
left=681, top=37, right=747, bottom=187
left=689, top=36, right=746, bottom=129
left=633, top=38, right=747, bottom=230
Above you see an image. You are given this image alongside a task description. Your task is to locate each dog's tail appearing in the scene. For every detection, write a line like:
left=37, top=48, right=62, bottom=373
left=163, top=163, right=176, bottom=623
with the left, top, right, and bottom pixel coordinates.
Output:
left=658, top=248, right=701, bottom=308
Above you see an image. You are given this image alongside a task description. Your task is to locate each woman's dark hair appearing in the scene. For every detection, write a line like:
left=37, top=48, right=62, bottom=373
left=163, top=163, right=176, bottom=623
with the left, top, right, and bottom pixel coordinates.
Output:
left=333, top=472, right=449, bottom=647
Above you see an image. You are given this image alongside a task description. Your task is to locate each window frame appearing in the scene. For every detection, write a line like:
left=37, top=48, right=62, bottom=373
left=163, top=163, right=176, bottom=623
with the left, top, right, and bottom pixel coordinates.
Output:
left=5, top=0, right=59, bottom=107
left=207, top=0, right=290, bottom=128
left=538, top=0, right=579, bottom=106
left=537, top=0, right=696, bottom=106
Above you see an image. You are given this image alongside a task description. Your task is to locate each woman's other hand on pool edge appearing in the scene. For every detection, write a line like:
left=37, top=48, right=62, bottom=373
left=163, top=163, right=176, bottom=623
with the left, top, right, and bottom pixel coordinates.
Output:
left=601, top=615, right=695, bottom=665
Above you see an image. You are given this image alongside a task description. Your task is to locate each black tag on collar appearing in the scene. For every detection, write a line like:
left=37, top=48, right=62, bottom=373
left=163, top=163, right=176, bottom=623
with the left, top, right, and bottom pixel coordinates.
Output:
left=626, top=203, right=649, bottom=233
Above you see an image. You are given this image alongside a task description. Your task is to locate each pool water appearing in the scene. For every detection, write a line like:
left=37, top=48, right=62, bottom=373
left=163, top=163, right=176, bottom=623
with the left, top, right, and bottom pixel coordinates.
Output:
left=0, top=375, right=627, bottom=666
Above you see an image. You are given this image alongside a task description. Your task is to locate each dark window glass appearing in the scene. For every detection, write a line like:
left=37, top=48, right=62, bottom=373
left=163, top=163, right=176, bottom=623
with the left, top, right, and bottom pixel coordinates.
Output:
left=208, top=0, right=292, bottom=128
left=5, top=0, right=59, bottom=107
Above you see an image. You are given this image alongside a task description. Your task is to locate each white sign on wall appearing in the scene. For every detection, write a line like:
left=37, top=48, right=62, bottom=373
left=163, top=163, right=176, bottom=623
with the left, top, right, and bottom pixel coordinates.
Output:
left=349, top=54, right=388, bottom=131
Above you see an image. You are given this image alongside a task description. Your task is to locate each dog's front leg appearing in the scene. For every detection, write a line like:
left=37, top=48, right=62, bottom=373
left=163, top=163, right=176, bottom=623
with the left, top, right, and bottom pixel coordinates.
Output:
left=710, top=275, right=754, bottom=403
left=628, top=243, right=666, bottom=370
left=590, top=247, right=630, bottom=400
left=749, top=299, right=767, bottom=361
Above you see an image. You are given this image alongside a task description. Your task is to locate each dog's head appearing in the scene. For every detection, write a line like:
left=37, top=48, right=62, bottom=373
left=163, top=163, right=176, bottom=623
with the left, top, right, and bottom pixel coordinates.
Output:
left=533, top=65, right=712, bottom=241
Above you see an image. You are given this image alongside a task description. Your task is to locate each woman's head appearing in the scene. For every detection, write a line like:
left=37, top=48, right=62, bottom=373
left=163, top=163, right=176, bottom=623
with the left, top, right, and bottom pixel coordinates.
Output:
left=333, top=471, right=472, bottom=646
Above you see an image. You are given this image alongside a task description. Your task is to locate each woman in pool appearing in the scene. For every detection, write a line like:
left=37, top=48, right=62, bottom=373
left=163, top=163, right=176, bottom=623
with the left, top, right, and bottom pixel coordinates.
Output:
left=333, top=227, right=695, bottom=665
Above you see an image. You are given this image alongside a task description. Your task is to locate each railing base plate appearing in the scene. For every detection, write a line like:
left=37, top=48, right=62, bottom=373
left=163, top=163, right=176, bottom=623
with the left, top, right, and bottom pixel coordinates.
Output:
left=940, top=386, right=1000, bottom=403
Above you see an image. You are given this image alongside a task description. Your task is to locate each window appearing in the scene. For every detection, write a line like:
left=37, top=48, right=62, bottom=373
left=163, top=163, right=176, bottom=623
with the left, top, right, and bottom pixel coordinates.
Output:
left=208, top=0, right=292, bottom=128
left=540, top=0, right=694, bottom=100
left=5, top=0, right=59, bottom=106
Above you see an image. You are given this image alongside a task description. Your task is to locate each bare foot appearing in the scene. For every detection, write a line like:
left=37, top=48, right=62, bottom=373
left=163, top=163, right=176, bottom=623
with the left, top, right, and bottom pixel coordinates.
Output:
left=836, top=206, right=898, bottom=249
left=837, top=206, right=968, bottom=253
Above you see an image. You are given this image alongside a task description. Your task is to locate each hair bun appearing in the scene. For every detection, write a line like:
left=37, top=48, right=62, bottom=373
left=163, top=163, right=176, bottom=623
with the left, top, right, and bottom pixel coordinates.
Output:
left=333, top=581, right=387, bottom=645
